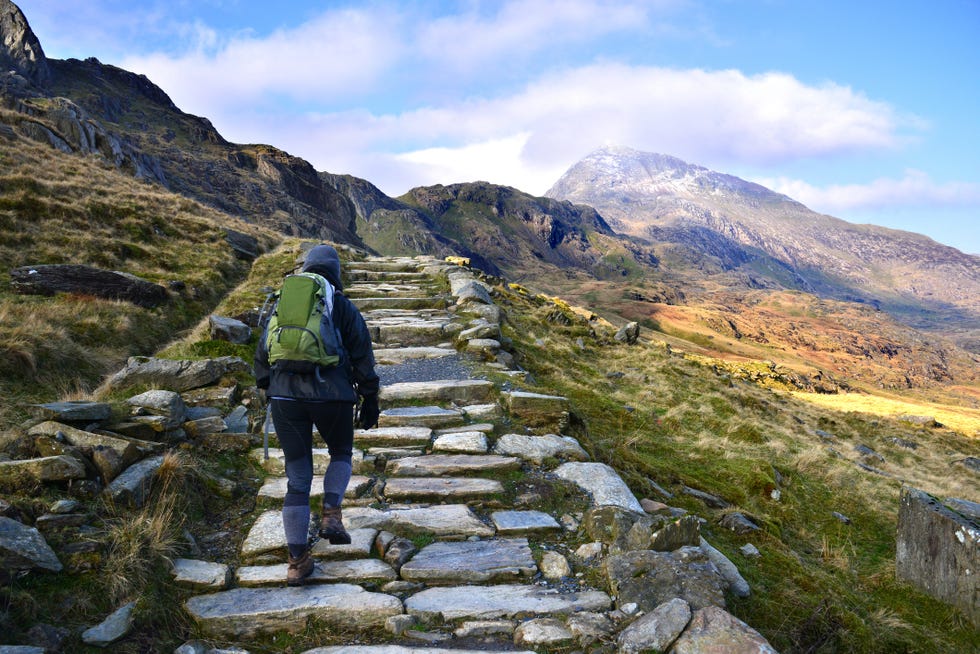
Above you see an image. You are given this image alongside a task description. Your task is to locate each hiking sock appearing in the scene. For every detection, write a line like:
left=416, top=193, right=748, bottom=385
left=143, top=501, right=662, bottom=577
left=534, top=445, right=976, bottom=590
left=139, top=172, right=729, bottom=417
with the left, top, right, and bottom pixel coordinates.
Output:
left=322, top=459, right=352, bottom=508
left=282, top=502, right=310, bottom=555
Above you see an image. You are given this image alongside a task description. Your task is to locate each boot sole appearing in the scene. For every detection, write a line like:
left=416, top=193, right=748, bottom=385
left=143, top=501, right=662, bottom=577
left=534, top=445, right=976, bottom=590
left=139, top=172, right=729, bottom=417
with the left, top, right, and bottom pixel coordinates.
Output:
left=319, top=530, right=352, bottom=545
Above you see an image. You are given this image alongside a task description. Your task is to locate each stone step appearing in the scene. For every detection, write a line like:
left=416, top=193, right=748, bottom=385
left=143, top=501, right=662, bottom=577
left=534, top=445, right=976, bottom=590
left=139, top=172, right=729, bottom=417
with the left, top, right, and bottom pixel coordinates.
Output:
left=432, top=431, right=489, bottom=454
left=236, top=558, right=397, bottom=588
left=354, top=426, right=433, bottom=449
left=378, top=406, right=465, bottom=429
left=404, top=584, right=612, bottom=622
left=348, top=259, right=423, bottom=272
left=353, top=296, right=450, bottom=311
left=344, top=504, right=495, bottom=539
left=380, top=380, right=494, bottom=405
left=347, top=270, right=429, bottom=282
left=373, top=346, right=456, bottom=365
left=386, top=454, right=520, bottom=477
left=490, top=510, right=563, bottom=536
left=256, top=475, right=373, bottom=501
left=381, top=477, right=504, bottom=501
left=240, top=510, right=377, bottom=561
left=184, top=585, right=403, bottom=639
left=399, top=538, right=536, bottom=585
left=346, top=283, right=427, bottom=298
left=369, top=320, right=454, bottom=347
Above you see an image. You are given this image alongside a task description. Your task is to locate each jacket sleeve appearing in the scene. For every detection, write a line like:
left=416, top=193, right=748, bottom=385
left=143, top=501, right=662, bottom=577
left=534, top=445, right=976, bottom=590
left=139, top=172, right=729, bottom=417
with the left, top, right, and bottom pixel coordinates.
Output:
left=337, top=294, right=379, bottom=397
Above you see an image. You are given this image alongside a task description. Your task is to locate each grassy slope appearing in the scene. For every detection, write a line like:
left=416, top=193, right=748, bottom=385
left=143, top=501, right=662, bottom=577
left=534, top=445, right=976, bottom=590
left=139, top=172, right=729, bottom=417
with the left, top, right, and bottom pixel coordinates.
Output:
left=0, top=120, right=279, bottom=424
left=494, top=285, right=979, bottom=653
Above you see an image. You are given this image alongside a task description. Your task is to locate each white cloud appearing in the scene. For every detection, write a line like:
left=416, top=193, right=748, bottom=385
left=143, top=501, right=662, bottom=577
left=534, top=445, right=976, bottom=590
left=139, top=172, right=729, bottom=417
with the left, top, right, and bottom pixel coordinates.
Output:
left=762, top=170, right=980, bottom=213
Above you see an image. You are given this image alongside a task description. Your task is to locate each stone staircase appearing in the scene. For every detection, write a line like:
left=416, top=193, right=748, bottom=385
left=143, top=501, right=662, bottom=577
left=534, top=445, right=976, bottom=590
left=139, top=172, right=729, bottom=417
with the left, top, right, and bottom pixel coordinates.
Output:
left=176, top=255, right=774, bottom=653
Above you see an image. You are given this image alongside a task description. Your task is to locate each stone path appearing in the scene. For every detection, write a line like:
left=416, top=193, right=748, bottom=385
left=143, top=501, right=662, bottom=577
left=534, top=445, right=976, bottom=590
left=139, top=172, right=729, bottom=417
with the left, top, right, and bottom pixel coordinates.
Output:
left=177, top=255, right=773, bottom=653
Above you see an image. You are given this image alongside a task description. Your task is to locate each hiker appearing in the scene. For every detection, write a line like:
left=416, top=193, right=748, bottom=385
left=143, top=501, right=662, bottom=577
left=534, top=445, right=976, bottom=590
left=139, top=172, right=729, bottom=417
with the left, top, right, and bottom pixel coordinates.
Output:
left=254, top=244, right=380, bottom=586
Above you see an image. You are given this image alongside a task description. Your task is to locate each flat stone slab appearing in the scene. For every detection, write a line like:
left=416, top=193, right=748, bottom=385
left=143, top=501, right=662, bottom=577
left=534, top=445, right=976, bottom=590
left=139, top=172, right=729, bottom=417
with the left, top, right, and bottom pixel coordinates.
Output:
left=354, top=426, right=432, bottom=449
left=387, top=454, right=520, bottom=477
left=432, top=432, right=489, bottom=454
left=29, top=421, right=138, bottom=464
left=0, top=516, right=62, bottom=573
left=493, top=434, right=589, bottom=464
left=31, top=401, right=112, bottom=422
left=554, top=462, right=643, bottom=512
left=311, top=528, right=378, bottom=559
left=344, top=505, right=494, bottom=538
left=379, top=406, right=464, bottom=429
left=491, top=511, right=562, bottom=535
left=241, top=510, right=289, bottom=559
left=373, top=347, right=456, bottom=365
left=184, top=585, right=403, bottom=638
left=172, top=558, right=232, bottom=590
left=237, top=558, right=397, bottom=587
left=104, top=455, right=166, bottom=508
left=257, top=476, right=372, bottom=501
left=383, top=477, right=504, bottom=501
left=251, top=448, right=369, bottom=475
left=0, top=455, right=86, bottom=484
left=405, top=584, right=611, bottom=621
left=380, top=380, right=494, bottom=405
left=303, top=647, right=535, bottom=654
left=400, top=538, right=536, bottom=584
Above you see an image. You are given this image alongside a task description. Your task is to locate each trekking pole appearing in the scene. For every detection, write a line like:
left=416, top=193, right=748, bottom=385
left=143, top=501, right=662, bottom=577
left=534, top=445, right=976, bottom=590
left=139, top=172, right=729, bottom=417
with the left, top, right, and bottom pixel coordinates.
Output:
left=263, top=403, right=272, bottom=461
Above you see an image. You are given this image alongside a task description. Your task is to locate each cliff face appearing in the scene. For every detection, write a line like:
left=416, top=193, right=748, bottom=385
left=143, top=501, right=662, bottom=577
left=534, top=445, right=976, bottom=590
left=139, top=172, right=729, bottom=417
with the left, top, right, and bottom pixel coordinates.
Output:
left=0, top=0, right=50, bottom=87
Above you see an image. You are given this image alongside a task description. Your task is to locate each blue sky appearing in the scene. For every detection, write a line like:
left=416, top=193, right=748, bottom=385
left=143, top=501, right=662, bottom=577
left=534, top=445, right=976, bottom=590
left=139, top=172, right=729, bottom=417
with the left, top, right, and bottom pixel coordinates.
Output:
left=17, top=0, right=980, bottom=254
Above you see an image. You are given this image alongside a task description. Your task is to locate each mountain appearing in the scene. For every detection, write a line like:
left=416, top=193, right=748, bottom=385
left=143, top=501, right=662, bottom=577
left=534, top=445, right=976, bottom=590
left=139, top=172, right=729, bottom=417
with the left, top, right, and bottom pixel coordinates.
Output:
left=0, top=0, right=360, bottom=247
left=546, top=146, right=980, bottom=352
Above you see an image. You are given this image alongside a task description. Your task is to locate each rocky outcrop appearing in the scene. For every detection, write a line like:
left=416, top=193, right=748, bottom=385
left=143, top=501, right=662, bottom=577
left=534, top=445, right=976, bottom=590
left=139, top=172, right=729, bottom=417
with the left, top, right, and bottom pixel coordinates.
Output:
left=0, top=0, right=50, bottom=87
left=896, top=486, right=979, bottom=627
left=10, top=264, right=170, bottom=307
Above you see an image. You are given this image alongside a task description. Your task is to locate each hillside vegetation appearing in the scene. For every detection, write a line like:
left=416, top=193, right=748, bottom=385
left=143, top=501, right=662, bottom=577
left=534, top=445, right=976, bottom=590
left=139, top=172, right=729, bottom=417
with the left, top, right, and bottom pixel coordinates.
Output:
left=0, top=119, right=279, bottom=423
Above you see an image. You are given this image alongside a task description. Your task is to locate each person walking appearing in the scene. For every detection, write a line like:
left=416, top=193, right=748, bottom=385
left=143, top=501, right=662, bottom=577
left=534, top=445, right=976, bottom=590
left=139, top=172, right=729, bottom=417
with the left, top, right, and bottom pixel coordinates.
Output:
left=254, top=244, right=380, bottom=586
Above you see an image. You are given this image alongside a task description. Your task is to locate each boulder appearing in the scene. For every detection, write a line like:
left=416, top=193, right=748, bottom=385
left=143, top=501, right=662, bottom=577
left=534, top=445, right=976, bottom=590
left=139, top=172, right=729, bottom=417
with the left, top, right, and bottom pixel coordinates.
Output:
left=493, top=433, right=589, bottom=464
left=614, top=322, right=641, bottom=345
left=896, top=486, right=979, bottom=627
left=0, top=516, right=62, bottom=574
left=104, top=356, right=250, bottom=393
left=30, top=401, right=111, bottom=423
left=209, top=315, right=251, bottom=344
left=555, top=462, right=644, bottom=512
left=670, top=606, right=779, bottom=653
left=617, top=597, right=691, bottom=654
left=10, top=264, right=168, bottom=307
left=127, top=390, right=187, bottom=428
left=603, top=546, right=728, bottom=612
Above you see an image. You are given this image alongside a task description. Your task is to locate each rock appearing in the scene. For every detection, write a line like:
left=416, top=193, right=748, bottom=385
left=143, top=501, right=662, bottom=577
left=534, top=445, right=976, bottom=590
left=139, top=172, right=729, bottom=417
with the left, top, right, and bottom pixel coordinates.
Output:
left=493, top=433, right=589, bottom=464
left=382, top=537, right=417, bottom=571
left=28, top=421, right=139, bottom=466
left=380, top=379, right=494, bottom=404
left=614, top=322, right=641, bottom=344
left=670, top=606, right=779, bottom=653
left=30, top=401, right=111, bottom=423
left=127, top=390, right=187, bottom=428
left=104, top=356, right=250, bottom=393
left=896, top=486, right=980, bottom=627
left=502, top=391, right=569, bottom=429
left=387, top=454, right=520, bottom=477
left=223, top=405, right=249, bottom=433
left=103, top=455, right=165, bottom=508
left=355, top=426, right=433, bottom=449
left=385, top=614, right=418, bottom=636
left=0, top=516, right=62, bottom=573
left=681, top=485, right=731, bottom=509
left=24, top=623, right=70, bottom=652
left=491, top=510, right=562, bottom=535
left=944, top=497, right=980, bottom=522
left=183, top=416, right=227, bottom=437
left=81, top=601, right=136, bottom=647
left=209, top=315, right=252, bottom=344
left=574, top=542, right=603, bottom=561
left=184, top=585, right=403, bottom=638
left=0, top=455, right=86, bottom=485
left=513, top=617, right=574, bottom=648
left=617, top=597, right=692, bottom=654
left=172, top=558, right=233, bottom=590
left=603, top=546, right=728, bottom=612
left=10, top=264, right=168, bottom=308
left=540, top=550, right=572, bottom=579
left=635, top=515, right=702, bottom=552
left=0, top=0, right=52, bottom=86
left=700, top=537, right=751, bottom=598
left=236, top=558, right=397, bottom=587
left=740, top=543, right=761, bottom=558
left=719, top=512, right=761, bottom=534
left=431, top=431, right=488, bottom=454
left=454, top=281, right=493, bottom=305
left=400, top=538, right=536, bottom=585
left=405, top=584, right=611, bottom=621
left=378, top=406, right=465, bottom=429
left=641, top=498, right=670, bottom=513
left=454, top=619, right=516, bottom=639
left=382, top=477, right=503, bottom=501
left=556, top=463, right=643, bottom=512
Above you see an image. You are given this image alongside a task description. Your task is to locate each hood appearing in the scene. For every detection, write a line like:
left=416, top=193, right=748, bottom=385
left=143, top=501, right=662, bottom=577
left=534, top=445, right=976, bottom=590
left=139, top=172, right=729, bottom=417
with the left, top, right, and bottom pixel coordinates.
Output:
left=301, top=244, right=343, bottom=290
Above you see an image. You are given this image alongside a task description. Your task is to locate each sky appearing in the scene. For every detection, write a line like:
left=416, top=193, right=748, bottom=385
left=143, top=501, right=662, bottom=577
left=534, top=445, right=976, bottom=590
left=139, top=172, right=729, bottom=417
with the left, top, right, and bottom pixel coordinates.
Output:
left=16, top=0, right=980, bottom=254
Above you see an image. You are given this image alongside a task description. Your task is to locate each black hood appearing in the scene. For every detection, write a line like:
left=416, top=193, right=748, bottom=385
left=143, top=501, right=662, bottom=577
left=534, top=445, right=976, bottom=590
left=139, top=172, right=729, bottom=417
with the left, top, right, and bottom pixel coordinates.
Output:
left=301, top=244, right=343, bottom=290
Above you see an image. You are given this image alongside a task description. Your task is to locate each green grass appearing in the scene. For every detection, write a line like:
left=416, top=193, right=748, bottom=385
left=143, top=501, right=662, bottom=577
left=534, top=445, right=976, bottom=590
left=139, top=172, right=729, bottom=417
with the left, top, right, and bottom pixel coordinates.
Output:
left=495, top=281, right=979, bottom=654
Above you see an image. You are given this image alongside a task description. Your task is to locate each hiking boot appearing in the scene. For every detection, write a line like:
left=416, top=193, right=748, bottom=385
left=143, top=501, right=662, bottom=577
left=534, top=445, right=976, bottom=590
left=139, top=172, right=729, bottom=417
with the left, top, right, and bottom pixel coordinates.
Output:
left=319, top=506, right=351, bottom=545
left=286, top=548, right=314, bottom=586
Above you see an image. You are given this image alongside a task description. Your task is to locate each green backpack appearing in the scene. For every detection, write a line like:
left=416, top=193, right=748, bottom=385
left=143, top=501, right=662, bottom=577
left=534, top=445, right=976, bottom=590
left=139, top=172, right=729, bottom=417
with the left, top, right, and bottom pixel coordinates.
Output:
left=265, top=272, right=343, bottom=372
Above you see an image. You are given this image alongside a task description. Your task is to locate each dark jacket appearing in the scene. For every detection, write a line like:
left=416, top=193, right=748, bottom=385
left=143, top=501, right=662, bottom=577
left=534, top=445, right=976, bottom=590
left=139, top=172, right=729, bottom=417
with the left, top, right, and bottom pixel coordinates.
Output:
left=254, top=245, right=379, bottom=402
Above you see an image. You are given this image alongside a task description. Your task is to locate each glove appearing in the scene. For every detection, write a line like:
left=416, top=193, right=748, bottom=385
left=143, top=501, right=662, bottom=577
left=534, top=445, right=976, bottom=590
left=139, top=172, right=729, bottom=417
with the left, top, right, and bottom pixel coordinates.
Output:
left=358, top=394, right=379, bottom=430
